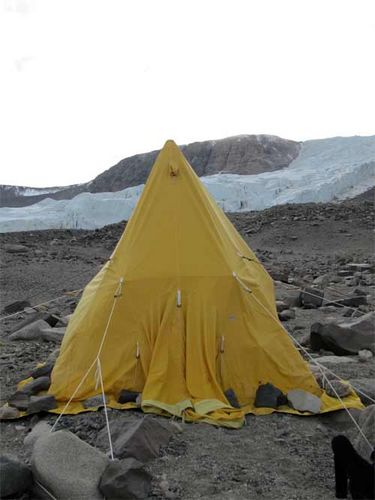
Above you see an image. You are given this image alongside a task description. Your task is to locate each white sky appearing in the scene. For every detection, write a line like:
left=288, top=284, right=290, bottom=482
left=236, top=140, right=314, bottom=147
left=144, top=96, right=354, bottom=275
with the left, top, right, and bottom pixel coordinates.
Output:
left=1, top=0, right=374, bottom=187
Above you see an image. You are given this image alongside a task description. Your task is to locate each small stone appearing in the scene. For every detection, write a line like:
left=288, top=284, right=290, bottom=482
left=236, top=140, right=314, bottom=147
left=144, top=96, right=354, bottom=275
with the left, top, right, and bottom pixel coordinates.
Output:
left=358, top=349, right=373, bottom=362
left=0, top=405, right=20, bottom=420
left=22, top=376, right=51, bottom=395
left=30, top=362, right=54, bottom=379
left=255, top=383, right=286, bottom=409
left=287, top=389, right=322, bottom=414
left=278, top=309, right=296, bottom=321
left=3, top=244, right=29, bottom=253
left=224, top=388, right=240, bottom=408
left=28, top=395, right=57, bottom=414
left=46, top=349, right=60, bottom=364
left=99, top=458, right=152, bottom=500
left=8, top=391, right=30, bottom=411
left=325, top=380, right=352, bottom=398
left=314, top=355, right=356, bottom=365
left=0, top=455, right=33, bottom=498
left=118, top=390, right=139, bottom=404
left=349, top=378, right=375, bottom=406
left=2, top=300, right=31, bottom=315
left=300, top=287, right=324, bottom=308
left=275, top=300, right=288, bottom=313
left=83, top=394, right=108, bottom=409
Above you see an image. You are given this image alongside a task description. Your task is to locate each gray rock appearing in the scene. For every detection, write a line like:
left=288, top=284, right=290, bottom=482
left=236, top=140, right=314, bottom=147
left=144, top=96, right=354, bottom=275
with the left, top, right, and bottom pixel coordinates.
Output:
left=314, top=355, right=356, bottom=364
left=349, top=378, right=375, bottom=406
left=358, top=349, right=373, bottom=362
left=117, top=390, right=139, bottom=404
left=46, top=348, right=60, bottom=364
left=278, top=309, right=296, bottom=321
left=40, top=327, right=66, bottom=342
left=28, top=395, right=57, bottom=413
left=96, top=418, right=134, bottom=451
left=224, top=388, right=240, bottom=408
left=310, top=312, right=375, bottom=355
left=346, top=263, right=373, bottom=272
left=83, top=394, right=109, bottom=409
left=328, top=292, right=368, bottom=308
left=113, top=416, right=172, bottom=462
left=32, top=430, right=109, bottom=499
left=324, top=380, right=352, bottom=398
left=354, top=405, right=375, bottom=462
left=9, top=319, right=51, bottom=341
left=0, top=454, right=32, bottom=498
left=99, top=458, right=152, bottom=499
left=30, top=362, right=54, bottom=379
left=3, top=243, right=29, bottom=253
left=275, top=300, right=288, bottom=313
left=287, top=389, right=322, bottom=414
left=22, top=376, right=51, bottom=395
left=255, top=383, right=286, bottom=409
left=8, top=391, right=30, bottom=411
left=0, top=405, right=20, bottom=420
left=2, top=299, right=31, bottom=314
left=24, top=421, right=52, bottom=450
left=300, top=287, right=324, bottom=308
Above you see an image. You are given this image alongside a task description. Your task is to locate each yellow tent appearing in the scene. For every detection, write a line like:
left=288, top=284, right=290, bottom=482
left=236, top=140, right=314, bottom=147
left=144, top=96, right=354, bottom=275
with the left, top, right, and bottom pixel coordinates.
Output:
left=47, top=140, right=362, bottom=427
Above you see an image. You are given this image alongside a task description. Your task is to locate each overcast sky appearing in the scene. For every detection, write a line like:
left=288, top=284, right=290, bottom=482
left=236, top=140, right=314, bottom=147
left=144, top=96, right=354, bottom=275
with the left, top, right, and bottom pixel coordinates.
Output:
left=1, top=0, right=374, bottom=187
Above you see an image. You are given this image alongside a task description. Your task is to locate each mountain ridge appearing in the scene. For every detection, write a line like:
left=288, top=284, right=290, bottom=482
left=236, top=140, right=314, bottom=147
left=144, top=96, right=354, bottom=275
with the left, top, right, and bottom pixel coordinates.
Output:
left=0, top=134, right=300, bottom=207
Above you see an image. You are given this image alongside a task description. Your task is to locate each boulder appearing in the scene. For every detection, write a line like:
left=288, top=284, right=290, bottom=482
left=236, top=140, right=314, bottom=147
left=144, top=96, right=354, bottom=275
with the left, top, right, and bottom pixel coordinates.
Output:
left=324, top=380, right=352, bottom=399
left=254, top=383, right=286, bottom=409
left=349, top=378, right=375, bottom=406
left=113, top=416, right=172, bottom=462
left=8, top=319, right=51, bottom=341
left=28, top=395, right=57, bottom=413
left=275, top=286, right=301, bottom=308
left=117, top=390, right=139, bottom=404
left=32, top=430, right=109, bottom=499
left=224, top=388, right=240, bottom=408
left=287, top=389, right=322, bottom=414
left=21, top=376, right=51, bottom=395
left=0, top=455, right=32, bottom=498
left=300, top=287, right=324, bottom=308
left=8, top=391, right=30, bottom=411
left=96, top=418, right=133, bottom=451
left=310, top=312, right=375, bottom=355
left=2, top=299, right=31, bottom=315
left=354, top=405, right=375, bottom=462
left=0, top=405, right=20, bottom=420
left=83, top=394, right=109, bottom=409
left=24, top=421, right=52, bottom=451
left=278, top=309, right=295, bottom=321
left=99, top=458, right=152, bottom=500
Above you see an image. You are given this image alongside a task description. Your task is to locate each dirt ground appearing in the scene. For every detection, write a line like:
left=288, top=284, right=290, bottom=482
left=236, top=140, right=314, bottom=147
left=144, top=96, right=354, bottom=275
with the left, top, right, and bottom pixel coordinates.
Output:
left=0, top=197, right=374, bottom=499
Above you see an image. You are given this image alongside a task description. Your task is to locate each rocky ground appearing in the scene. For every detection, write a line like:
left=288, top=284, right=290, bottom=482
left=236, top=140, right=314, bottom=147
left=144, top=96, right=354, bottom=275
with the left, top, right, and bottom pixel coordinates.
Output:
left=0, top=197, right=374, bottom=499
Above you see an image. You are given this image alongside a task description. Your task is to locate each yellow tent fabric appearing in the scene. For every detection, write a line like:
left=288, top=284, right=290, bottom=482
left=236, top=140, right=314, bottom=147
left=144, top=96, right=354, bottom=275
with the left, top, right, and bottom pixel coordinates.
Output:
left=47, top=140, right=363, bottom=427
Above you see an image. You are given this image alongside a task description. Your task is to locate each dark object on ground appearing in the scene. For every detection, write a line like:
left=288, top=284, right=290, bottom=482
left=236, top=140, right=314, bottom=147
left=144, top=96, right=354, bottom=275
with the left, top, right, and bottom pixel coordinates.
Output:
left=0, top=454, right=33, bottom=498
left=331, top=435, right=375, bottom=499
left=99, top=458, right=152, bottom=499
left=225, top=388, right=240, bottom=408
left=254, top=383, right=286, bottom=409
left=2, top=300, right=31, bottom=315
left=118, top=390, right=139, bottom=404
left=300, top=287, right=324, bottom=308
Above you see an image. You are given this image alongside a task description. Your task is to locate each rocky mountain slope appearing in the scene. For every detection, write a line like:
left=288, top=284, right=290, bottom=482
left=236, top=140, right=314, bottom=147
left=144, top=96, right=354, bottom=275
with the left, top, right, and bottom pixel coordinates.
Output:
left=0, top=135, right=300, bottom=207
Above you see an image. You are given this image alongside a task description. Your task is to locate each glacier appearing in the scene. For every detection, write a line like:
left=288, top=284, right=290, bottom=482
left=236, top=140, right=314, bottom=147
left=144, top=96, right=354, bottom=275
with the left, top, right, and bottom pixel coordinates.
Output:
left=0, top=136, right=374, bottom=233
